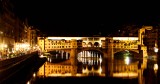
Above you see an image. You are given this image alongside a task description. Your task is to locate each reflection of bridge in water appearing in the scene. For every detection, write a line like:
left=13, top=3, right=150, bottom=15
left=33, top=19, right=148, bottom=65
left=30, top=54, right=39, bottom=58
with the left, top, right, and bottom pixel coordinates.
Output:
left=37, top=53, right=106, bottom=77
left=111, top=59, right=139, bottom=78
left=38, top=36, right=147, bottom=78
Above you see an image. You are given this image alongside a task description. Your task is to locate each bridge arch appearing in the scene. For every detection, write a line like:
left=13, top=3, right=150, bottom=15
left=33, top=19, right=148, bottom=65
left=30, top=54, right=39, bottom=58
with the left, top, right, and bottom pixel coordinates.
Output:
left=77, top=48, right=104, bottom=58
left=82, top=42, right=87, bottom=47
left=82, top=65, right=102, bottom=75
left=47, top=49, right=71, bottom=54
left=88, top=42, right=93, bottom=47
left=113, top=49, right=139, bottom=54
left=47, top=50, right=71, bottom=59
left=114, top=50, right=140, bottom=59
left=94, top=42, right=100, bottom=47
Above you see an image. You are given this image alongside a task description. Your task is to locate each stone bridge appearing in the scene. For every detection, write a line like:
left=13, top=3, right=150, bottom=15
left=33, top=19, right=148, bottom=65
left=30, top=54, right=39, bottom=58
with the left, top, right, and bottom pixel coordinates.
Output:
left=47, top=46, right=144, bottom=59
left=47, top=47, right=108, bottom=58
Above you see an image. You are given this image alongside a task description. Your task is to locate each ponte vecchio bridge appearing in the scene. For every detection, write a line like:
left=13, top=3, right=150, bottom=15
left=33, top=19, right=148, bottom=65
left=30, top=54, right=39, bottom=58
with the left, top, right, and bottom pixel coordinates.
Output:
left=37, top=36, right=147, bottom=59
left=37, top=36, right=148, bottom=77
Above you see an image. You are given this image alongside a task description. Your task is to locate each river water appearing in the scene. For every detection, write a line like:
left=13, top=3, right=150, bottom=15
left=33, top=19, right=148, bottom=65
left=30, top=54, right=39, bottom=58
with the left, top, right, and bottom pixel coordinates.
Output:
left=2, top=51, right=160, bottom=84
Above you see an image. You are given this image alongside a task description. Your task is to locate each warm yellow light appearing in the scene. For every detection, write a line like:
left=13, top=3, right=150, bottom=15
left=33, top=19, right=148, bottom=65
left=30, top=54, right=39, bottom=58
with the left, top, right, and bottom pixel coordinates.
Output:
left=98, top=67, right=102, bottom=74
left=154, top=64, right=158, bottom=71
left=0, top=31, right=3, bottom=34
left=47, top=37, right=106, bottom=40
left=33, top=73, right=36, bottom=77
left=113, top=37, right=138, bottom=40
left=154, top=47, right=158, bottom=53
left=4, top=44, right=7, bottom=48
left=99, top=57, right=102, bottom=63
left=125, top=57, right=130, bottom=65
left=27, top=81, right=30, bottom=84
left=48, top=37, right=83, bottom=40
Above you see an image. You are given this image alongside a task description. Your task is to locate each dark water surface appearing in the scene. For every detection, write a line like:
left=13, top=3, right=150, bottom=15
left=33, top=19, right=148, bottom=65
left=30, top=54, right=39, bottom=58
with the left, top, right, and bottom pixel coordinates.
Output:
left=1, top=56, right=160, bottom=84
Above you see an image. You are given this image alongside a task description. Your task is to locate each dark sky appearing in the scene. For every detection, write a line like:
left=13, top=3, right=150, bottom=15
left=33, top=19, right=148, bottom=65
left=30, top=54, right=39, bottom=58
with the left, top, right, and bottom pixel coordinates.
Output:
left=10, top=0, right=160, bottom=36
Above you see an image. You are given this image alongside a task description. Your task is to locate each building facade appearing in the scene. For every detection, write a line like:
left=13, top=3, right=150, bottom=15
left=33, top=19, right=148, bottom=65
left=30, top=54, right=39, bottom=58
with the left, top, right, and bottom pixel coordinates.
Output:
left=37, top=37, right=106, bottom=52
left=0, top=0, right=40, bottom=58
left=0, top=0, right=17, bottom=56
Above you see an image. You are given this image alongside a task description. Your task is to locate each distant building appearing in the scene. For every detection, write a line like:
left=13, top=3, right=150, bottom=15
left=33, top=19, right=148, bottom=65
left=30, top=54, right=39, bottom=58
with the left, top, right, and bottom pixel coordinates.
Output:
left=0, top=0, right=19, bottom=56
left=143, top=26, right=158, bottom=56
left=0, top=0, right=37, bottom=57
left=27, top=26, right=40, bottom=48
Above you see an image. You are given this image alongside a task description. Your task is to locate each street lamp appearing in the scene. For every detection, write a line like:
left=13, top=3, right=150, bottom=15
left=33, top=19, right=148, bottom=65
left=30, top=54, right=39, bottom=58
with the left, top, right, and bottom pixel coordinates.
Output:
left=154, top=63, right=158, bottom=73
left=154, top=47, right=158, bottom=60
left=154, top=47, right=158, bottom=53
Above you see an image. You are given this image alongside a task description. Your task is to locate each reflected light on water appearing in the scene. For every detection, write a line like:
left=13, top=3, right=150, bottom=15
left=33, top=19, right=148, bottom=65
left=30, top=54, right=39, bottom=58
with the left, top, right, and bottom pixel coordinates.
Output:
left=124, top=57, right=130, bottom=65
left=154, top=63, right=158, bottom=74
left=154, top=63, right=158, bottom=70
left=26, top=81, right=30, bottom=84
left=113, top=72, right=138, bottom=78
left=99, top=57, right=102, bottom=63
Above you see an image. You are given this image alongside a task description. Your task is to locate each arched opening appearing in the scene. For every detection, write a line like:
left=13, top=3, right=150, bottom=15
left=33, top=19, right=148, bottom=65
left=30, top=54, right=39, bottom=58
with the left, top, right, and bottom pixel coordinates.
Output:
left=87, top=42, right=93, bottom=47
left=88, top=66, right=92, bottom=70
left=114, top=50, right=134, bottom=59
left=82, top=42, right=87, bottom=47
left=77, top=50, right=103, bottom=58
left=94, top=42, right=99, bottom=47
left=47, top=50, right=70, bottom=63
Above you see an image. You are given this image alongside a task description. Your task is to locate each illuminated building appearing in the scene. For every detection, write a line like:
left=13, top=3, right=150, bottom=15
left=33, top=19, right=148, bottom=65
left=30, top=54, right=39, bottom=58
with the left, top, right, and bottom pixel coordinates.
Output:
left=0, top=0, right=40, bottom=56
left=141, top=26, right=158, bottom=56
left=108, top=37, right=139, bottom=49
left=0, top=0, right=17, bottom=56
left=37, top=60, right=76, bottom=77
left=37, top=37, right=106, bottom=52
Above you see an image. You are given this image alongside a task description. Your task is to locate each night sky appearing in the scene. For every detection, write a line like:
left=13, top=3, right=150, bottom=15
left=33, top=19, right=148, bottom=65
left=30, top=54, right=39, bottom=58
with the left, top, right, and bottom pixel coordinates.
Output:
left=10, top=0, right=160, bottom=36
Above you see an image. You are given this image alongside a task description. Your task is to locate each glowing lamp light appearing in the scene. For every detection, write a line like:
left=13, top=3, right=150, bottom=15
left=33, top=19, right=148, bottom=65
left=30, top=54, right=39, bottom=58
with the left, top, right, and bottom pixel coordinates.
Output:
left=154, top=64, right=158, bottom=71
left=4, top=44, right=7, bottom=48
left=33, top=73, right=36, bottom=77
left=154, top=47, right=158, bottom=53
left=125, top=57, right=130, bottom=65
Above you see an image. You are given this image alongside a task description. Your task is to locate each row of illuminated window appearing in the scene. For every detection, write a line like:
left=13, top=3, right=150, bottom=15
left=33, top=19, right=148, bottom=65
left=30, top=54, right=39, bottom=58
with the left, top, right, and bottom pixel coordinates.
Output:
left=110, top=40, right=138, bottom=43
left=109, top=43, right=138, bottom=46
left=107, top=45, right=138, bottom=48
left=39, top=42, right=78, bottom=46
left=46, top=65, right=72, bottom=69
left=41, top=39, right=102, bottom=45
left=45, top=65, right=73, bottom=73
left=45, top=40, right=82, bottom=43
left=45, top=40, right=71, bottom=43
left=113, top=64, right=138, bottom=72
left=82, top=38, right=100, bottom=41
left=45, top=43, right=72, bottom=45
left=38, top=65, right=73, bottom=75
left=46, top=70, right=71, bottom=75
left=44, top=45, right=78, bottom=49
left=110, top=43, right=138, bottom=46
left=39, top=41, right=78, bottom=45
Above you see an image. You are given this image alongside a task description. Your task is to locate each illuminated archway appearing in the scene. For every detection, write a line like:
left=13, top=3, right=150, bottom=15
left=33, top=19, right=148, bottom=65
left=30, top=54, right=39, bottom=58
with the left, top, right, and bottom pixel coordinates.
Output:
left=114, top=50, right=139, bottom=59
left=77, top=50, right=103, bottom=58
left=47, top=50, right=70, bottom=61
left=82, top=42, right=87, bottom=47
left=88, top=42, right=93, bottom=47
left=94, top=42, right=99, bottom=47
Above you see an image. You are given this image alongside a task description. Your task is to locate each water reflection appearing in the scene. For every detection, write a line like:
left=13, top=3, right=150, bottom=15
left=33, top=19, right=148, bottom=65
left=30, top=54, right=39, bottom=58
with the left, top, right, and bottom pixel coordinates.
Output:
left=26, top=51, right=160, bottom=84
left=111, top=57, right=139, bottom=78
left=37, top=54, right=105, bottom=77
left=36, top=51, right=141, bottom=78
